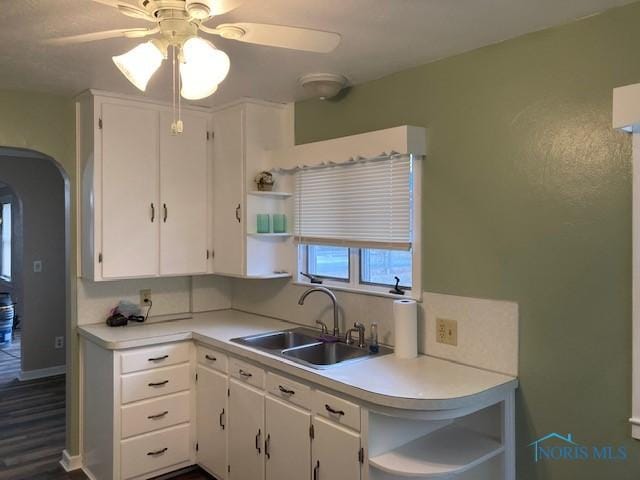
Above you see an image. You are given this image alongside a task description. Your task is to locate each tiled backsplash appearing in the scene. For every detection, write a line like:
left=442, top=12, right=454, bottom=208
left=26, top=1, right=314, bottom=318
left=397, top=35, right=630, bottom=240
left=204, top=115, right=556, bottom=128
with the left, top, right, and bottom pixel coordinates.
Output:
left=230, top=279, right=519, bottom=376
left=77, top=276, right=231, bottom=326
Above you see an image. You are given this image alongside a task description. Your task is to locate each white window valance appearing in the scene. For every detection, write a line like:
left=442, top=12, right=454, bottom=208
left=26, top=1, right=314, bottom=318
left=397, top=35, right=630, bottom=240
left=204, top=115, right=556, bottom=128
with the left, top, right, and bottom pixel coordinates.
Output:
left=294, top=154, right=416, bottom=250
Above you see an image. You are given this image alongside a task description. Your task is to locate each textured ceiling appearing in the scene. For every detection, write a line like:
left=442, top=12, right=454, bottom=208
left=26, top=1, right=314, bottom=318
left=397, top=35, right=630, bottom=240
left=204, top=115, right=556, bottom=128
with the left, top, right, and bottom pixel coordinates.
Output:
left=0, top=0, right=635, bottom=106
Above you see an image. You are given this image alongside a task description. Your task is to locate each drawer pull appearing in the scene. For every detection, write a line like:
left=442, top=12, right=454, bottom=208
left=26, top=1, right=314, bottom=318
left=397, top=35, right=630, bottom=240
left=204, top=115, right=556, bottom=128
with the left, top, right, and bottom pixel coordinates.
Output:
left=255, top=429, right=262, bottom=453
left=313, top=460, right=320, bottom=480
left=265, top=433, right=271, bottom=459
left=278, top=385, right=295, bottom=395
left=325, top=404, right=345, bottom=416
left=148, top=355, right=169, bottom=362
left=147, top=447, right=168, bottom=456
left=239, top=369, right=252, bottom=378
left=148, top=380, right=169, bottom=387
left=219, top=408, right=226, bottom=430
left=205, top=354, right=217, bottom=362
left=147, top=410, right=169, bottom=420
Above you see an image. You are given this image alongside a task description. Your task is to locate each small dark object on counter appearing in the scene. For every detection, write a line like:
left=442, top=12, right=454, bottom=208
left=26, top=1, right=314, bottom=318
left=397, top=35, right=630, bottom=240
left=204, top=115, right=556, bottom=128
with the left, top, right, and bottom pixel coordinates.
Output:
left=106, top=313, right=128, bottom=327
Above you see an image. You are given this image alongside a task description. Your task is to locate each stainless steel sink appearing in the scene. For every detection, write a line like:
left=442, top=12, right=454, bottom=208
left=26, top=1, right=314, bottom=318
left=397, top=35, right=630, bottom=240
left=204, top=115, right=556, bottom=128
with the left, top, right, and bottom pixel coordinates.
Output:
left=231, top=328, right=321, bottom=351
left=231, top=327, right=392, bottom=369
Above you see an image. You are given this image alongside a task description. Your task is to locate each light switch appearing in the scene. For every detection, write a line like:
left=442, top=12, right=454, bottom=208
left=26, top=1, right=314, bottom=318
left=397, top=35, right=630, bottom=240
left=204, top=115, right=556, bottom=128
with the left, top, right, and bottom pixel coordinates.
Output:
left=33, top=260, right=42, bottom=273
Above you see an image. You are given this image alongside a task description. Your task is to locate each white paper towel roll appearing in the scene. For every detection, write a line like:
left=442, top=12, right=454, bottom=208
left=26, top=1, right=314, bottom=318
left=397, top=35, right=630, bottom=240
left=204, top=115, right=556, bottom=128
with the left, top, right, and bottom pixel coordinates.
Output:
left=394, top=299, right=418, bottom=359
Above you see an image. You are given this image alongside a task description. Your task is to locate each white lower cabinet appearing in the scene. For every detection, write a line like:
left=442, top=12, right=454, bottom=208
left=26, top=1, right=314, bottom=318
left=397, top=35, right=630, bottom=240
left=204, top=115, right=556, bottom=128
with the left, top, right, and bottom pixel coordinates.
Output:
left=196, top=365, right=228, bottom=479
left=228, top=378, right=265, bottom=480
left=312, top=416, right=362, bottom=480
left=265, top=396, right=312, bottom=480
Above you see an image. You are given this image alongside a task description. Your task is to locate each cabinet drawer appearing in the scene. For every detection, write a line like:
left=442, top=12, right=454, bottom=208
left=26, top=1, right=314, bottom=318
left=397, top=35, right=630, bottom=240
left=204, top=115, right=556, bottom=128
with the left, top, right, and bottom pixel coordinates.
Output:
left=120, top=423, right=191, bottom=480
left=266, top=372, right=311, bottom=410
left=229, top=358, right=264, bottom=389
left=313, top=390, right=360, bottom=432
left=197, top=345, right=228, bottom=373
left=121, top=391, right=191, bottom=439
left=121, top=343, right=190, bottom=374
left=121, top=364, right=191, bottom=404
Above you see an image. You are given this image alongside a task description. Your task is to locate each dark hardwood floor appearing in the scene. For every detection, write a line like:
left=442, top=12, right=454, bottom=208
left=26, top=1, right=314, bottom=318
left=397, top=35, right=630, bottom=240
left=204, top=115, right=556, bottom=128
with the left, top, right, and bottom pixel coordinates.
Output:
left=0, top=333, right=213, bottom=480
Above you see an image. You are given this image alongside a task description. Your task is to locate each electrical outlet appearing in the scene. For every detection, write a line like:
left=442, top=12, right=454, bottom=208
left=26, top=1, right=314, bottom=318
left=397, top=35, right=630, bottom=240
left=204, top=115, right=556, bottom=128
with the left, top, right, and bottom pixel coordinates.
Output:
left=436, top=318, right=458, bottom=346
left=140, top=289, right=152, bottom=306
left=54, top=336, right=64, bottom=349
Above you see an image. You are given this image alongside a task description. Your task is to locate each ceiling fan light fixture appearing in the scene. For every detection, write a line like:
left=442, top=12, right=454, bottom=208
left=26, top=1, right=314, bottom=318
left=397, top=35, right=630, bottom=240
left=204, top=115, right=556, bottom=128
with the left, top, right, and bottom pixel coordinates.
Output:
left=299, top=73, right=348, bottom=100
left=180, top=37, right=230, bottom=100
left=112, top=40, right=164, bottom=91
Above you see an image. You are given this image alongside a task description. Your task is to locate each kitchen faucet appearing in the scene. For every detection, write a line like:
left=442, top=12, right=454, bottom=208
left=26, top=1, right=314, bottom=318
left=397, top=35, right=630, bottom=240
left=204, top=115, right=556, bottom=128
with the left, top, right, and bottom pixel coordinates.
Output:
left=298, top=287, right=340, bottom=337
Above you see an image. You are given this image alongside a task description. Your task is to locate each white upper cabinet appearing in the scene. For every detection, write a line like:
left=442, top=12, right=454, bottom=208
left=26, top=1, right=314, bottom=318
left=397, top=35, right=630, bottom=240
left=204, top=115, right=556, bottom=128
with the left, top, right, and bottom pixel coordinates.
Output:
left=211, top=100, right=294, bottom=279
left=100, top=103, right=160, bottom=279
left=78, top=91, right=212, bottom=281
left=159, top=111, right=209, bottom=276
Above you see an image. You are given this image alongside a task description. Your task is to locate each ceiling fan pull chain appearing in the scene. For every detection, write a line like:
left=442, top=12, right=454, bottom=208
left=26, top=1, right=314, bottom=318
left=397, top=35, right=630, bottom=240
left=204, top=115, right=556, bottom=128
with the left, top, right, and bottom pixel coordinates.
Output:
left=176, top=45, right=184, bottom=134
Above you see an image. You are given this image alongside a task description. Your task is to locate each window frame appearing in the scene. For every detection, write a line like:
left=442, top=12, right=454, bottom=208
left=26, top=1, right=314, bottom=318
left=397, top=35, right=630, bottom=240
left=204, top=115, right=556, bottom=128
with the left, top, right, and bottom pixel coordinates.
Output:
left=0, top=198, right=11, bottom=282
left=295, top=159, right=422, bottom=301
left=305, top=244, right=351, bottom=283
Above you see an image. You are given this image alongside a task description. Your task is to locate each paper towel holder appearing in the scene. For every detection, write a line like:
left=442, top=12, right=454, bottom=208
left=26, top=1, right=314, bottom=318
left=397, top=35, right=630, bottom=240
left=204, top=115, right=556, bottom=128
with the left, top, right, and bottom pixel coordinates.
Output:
left=389, top=276, right=406, bottom=295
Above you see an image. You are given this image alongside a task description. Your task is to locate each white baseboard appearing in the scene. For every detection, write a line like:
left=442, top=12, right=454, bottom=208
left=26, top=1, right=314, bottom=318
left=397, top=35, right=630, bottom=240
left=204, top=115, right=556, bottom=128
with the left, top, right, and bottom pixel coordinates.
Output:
left=59, top=449, right=82, bottom=472
left=19, top=364, right=66, bottom=381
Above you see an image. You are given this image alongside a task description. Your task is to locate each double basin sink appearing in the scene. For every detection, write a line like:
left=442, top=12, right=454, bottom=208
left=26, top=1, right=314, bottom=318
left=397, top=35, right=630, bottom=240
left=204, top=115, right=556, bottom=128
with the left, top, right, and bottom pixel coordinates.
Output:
left=231, top=327, right=391, bottom=369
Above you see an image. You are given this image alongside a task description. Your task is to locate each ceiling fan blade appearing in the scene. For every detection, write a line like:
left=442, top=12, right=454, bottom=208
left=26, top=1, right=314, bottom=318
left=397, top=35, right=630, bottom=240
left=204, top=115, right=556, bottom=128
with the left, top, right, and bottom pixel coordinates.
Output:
left=91, top=0, right=156, bottom=22
left=44, top=28, right=155, bottom=46
left=209, top=0, right=245, bottom=16
left=213, top=23, right=341, bottom=53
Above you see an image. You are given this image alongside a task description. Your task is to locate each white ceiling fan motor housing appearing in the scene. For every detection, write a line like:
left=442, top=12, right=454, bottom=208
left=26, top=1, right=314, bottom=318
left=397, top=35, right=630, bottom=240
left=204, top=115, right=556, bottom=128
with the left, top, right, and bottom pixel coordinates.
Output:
left=186, top=0, right=213, bottom=19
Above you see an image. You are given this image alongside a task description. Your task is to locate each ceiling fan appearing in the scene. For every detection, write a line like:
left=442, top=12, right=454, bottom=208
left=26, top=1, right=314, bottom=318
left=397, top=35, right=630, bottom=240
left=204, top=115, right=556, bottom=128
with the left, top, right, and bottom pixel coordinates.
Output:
left=46, top=0, right=341, bottom=131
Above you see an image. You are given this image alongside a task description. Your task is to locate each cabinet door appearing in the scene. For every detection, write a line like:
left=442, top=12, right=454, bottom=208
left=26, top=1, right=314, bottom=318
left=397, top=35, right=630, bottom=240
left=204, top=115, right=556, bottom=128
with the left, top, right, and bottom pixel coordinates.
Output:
left=228, top=379, right=264, bottom=480
left=212, top=106, right=245, bottom=276
left=159, top=111, right=209, bottom=275
left=265, top=396, right=311, bottom=480
left=197, top=366, right=227, bottom=479
left=101, top=103, right=159, bottom=278
left=312, top=417, right=361, bottom=480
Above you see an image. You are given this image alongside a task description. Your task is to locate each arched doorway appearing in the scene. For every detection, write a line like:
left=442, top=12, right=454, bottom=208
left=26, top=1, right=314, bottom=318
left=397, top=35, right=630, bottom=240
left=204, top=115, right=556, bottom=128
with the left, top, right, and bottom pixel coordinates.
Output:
left=0, top=146, right=71, bottom=477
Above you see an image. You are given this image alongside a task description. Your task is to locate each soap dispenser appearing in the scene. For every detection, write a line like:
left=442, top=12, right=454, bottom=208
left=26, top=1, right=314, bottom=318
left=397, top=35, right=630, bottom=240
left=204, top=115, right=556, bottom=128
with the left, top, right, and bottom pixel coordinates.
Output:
left=369, top=322, right=380, bottom=353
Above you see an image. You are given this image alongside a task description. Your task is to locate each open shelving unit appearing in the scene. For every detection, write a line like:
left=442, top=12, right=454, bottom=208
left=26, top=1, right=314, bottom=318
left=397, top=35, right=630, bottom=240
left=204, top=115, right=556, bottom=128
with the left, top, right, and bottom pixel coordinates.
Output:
left=248, top=190, right=293, bottom=198
left=369, top=424, right=503, bottom=478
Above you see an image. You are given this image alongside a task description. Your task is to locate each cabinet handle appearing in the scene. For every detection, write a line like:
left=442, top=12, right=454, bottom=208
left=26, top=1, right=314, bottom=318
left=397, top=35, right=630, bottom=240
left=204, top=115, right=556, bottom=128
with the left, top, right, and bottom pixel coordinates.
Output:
left=163, top=203, right=168, bottom=223
left=313, top=460, right=320, bottom=480
left=325, top=404, right=345, bottom=416
left=239, top=369, right=252, bottom=378
left=148, top=380, right=169, bottom=387
left=205, top=354, right=217, bottom=362
left=147, top=410, right=169, bottom=420
left=235, top=204, right=241, bottom=223
left=255, top=429, right=261, bottom=454
left=150, top=203, right=155, bottom=223
left=147, top=447, right=168, bottom=456
left=278, top=385, right=295, bottom=395
left=219, top=408, right=226, bottom=430
left=148, top=355, right=168, bottom=362
left=265, top=434, right=271, bottom=459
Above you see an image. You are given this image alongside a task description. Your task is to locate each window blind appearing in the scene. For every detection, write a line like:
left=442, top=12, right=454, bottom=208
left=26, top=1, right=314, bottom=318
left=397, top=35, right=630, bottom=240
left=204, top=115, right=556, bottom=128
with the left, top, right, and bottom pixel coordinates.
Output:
left=294, top=155, right=413, bottom=250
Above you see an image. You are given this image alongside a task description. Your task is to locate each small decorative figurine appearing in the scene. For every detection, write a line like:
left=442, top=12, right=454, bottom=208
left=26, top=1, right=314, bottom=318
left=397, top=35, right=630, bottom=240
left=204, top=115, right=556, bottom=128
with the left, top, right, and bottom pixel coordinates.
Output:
left=255, top=171, right=275, bottom=191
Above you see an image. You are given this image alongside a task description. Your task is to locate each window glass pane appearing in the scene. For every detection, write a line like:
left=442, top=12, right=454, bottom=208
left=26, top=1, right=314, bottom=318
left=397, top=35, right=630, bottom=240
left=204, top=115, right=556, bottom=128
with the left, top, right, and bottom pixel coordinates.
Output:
left=1, top=203, right=11, bottom=279
left=307, top=245, right=349, bottom=280
left=360, top=249, right=412, bottom=288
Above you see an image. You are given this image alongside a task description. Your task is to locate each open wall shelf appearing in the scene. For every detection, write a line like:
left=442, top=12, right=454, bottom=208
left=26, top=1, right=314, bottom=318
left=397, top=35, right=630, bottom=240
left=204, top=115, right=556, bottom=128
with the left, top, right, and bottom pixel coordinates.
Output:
left=247, top=233, right=292, bottom=238
left=368, top=424, right=503, bottom=478
left=248, top=190, right=293, bottom=198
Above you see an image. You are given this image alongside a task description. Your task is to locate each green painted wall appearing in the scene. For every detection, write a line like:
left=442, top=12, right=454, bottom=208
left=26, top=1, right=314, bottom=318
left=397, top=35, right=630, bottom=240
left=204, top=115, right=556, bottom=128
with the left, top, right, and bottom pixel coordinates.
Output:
left=296, top=4, right=640, bottom=479
left=0, top=89, right=79, bottom=454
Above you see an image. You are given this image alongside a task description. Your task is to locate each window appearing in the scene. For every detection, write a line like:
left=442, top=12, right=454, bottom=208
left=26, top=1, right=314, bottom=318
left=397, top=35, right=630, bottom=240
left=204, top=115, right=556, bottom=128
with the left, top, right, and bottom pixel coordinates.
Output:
left=295, top=154, right=420, bottom=297
left=307, top=245, right=349, bottom=281
left=0, top=202, right=11, bottom=280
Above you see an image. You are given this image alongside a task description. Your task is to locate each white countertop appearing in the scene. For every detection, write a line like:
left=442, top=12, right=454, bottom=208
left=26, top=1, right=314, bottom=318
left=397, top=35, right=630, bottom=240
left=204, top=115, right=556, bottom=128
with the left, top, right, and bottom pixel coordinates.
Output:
left=78, top=309, right=518, bottom=411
